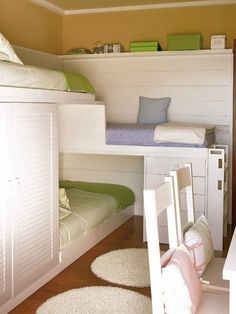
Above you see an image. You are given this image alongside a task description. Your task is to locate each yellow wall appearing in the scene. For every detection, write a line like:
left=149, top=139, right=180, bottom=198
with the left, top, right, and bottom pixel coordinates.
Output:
left=63, top=4, right=236, bottom=53
left=1, top=2, right=235, bottom=55
left=0, top=0, right=62, bottom=54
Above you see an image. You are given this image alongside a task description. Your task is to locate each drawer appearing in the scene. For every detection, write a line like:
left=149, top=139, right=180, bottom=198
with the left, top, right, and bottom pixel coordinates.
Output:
left=145, top=174, right=206, bottom=195
left=158, top=210, right=203, bottom=228
left=145, top=156, right=206, bottom=177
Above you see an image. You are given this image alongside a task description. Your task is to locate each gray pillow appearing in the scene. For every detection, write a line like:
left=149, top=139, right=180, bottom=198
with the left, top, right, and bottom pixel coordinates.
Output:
left=137, top=96, right=171, bottom=124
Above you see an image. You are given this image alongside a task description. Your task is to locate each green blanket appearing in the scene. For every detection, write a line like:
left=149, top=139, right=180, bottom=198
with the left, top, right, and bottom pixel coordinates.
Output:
left=63, top=71, right=95, bottom=94
left=59, top=180, right=135, bottom=211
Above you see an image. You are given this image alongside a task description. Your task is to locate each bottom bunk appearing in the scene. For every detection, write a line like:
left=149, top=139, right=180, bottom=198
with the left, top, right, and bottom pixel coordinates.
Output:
left=0, top=181, right=135, bottom=314
left=58, top=180, right=135, bottom=268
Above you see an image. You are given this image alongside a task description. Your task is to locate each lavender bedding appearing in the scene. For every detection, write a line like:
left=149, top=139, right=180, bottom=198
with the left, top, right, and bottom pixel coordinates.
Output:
left=106, top=123, right=215, bottom=148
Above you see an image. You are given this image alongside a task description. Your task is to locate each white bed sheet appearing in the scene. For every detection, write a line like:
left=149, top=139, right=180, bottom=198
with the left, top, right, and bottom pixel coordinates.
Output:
left=59, top=189, right=119, bottom=249
left=0, top=60, right=66, bottom=91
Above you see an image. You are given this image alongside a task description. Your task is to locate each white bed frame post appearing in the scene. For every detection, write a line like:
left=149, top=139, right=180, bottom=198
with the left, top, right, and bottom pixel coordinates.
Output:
left=207, top=145, right=228, bottom=250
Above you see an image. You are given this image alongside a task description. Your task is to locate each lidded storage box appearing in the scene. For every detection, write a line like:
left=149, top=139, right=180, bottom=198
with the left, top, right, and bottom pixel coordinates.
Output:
left=167, top=34, right=202, bottom=51
left=129, top=41, right=162, bottom=52
left=211, top=35, right=226, bottom=49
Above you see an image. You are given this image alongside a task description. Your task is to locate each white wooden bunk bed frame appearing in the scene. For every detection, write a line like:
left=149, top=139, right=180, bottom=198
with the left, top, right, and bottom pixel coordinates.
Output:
left=0, top=46, right=233, bottom=313
left=59, top=49, right=233, bottom=250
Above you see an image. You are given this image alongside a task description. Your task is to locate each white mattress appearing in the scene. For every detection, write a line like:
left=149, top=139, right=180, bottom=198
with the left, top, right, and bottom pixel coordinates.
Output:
left=0, top=60, right=66, bottom=91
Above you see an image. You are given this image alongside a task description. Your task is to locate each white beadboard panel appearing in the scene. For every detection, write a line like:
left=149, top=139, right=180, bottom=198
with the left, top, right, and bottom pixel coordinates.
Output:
left=87, top=71, right=231, bottom=88
left=95, top=86, right=231, bottom=124
left=63, top=54, right=232, bottom=74
left=12, top=104, right=58, bottom=296
left=60, top=153, right=143, bottom=172
left=0, top=105, right=12, bottom=305
left=95, top=85, right=231, bottom=102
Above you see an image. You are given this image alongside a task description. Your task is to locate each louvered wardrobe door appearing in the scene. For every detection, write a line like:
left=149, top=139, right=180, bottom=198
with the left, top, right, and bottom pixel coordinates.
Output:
left=12, top=103, right=59, bottom=295
left=0, top=105, right=12, bottom=305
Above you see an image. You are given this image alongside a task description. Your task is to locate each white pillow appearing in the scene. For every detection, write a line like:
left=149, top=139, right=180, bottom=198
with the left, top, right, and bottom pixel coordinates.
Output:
left=0, top=33, right=23, bottom=64
left=162, top=244, right=202, bottom=314
left=184, top=215, right=214, bottom=276
left=59, top=188, right=70, bottom=211
left=0, top=51, right=9, bottom=62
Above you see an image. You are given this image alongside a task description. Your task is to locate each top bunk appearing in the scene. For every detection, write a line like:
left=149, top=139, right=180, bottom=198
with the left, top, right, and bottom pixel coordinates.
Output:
left=58, top=47, right=233, bottom=157
left=0, top=33, right=96, bottom=104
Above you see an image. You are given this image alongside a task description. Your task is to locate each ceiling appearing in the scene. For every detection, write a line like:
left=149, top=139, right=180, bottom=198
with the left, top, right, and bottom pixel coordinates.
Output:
left=31, top=0, right=236, bottom=14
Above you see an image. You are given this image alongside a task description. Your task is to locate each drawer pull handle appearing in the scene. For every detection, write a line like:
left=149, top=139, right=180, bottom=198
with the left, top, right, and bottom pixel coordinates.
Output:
left=218, top=180, right=222, bottom=190
left=218, top=159, right=223, bottom=169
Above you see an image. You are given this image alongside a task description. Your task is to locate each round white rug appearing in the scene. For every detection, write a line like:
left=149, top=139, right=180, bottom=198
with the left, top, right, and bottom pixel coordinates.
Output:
left=36, top=286, right=152, bottom=314
left=91, top=248, right=150, bottom=287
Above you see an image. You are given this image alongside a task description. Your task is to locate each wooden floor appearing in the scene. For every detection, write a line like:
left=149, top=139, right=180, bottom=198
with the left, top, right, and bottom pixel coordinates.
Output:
left=10, top=216, right=233, bottom=314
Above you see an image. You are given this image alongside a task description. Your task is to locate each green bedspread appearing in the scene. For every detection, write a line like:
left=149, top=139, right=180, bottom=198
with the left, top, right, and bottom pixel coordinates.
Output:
left=63, top=72, right=95, bottom=94
left=59, top=180, right=135, bottom=211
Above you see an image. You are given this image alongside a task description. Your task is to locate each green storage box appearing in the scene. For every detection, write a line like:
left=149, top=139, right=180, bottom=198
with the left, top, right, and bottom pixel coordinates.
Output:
left=129, top=41, right=162, bottom=52
left=167, top=34, right=202, bottom=51
left=130, top=46, right=158, bottom=52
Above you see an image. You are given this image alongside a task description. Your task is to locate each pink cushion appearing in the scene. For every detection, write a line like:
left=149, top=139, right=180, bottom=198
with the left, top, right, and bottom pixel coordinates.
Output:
left=184, top=215, right=214, bottom=276
left=162, top=244, right=202, bottom=314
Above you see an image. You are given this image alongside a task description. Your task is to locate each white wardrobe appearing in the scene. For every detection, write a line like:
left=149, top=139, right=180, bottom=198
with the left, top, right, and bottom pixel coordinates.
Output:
left=0, top=103, right=58, bottom=307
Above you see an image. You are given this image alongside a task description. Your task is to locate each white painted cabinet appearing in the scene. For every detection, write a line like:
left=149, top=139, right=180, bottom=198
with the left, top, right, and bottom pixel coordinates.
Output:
left=144, top=155, right=208, bottom=244
left=144, top=148, right=228, bottom=250
left=0, top=103, right=59, bottom=309
left=0, top=105, right=12, bottom=305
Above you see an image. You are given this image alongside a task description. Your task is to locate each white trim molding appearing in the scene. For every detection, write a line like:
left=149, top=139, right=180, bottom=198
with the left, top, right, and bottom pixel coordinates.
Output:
left=31, top=0, right=236, bottom=15
left=30, top=0, right=64, bottom=15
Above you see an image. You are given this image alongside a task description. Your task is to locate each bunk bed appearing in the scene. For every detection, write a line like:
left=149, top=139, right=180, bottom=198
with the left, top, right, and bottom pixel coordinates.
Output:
left=0, top=35, right=135, bottom=314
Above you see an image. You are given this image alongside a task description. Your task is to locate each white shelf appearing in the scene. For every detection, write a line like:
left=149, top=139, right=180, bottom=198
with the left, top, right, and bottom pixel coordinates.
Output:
left=58, top=49, right=233, bottom=60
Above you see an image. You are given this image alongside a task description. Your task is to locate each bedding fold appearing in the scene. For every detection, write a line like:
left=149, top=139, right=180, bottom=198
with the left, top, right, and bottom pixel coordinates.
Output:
left=0, top=60, right=95, bottom=94
left=59, top=180, right=135, bottom=211
left=153, top=122, right=215, bottom=145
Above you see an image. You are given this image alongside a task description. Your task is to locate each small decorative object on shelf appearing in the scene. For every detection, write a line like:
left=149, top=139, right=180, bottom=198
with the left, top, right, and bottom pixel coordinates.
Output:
left=67, top=47, right=91, bottom=54
left=167, top=34, right=202, bottom=51
left=129, top=41, right=162, bottom=52
left=211, top=35, right=226, bottom=49
left=104, top=43, right=123, bottom=53
left=92, top=41, right=104, bottom=54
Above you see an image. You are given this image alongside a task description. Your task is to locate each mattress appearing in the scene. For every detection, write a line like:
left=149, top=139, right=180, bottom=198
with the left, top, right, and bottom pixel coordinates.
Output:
left=106, top=123, right=215, bottom=148
left=59, top=182, right=135, bottom=249
left=59, top=189, right=119, bottom=249
left=59, top=180, right=135, bottom=210
left=0, top=60, right=95, bottom=94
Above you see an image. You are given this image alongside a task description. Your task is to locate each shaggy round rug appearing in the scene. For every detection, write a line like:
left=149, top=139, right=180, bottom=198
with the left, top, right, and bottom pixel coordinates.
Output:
left=91, top=248, right=150, bottom=287
left=36, top=286, right=152, bottom=314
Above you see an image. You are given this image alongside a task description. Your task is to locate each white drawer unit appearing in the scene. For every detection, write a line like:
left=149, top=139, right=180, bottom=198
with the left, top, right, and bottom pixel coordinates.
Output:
left=145, top=157, right=206, bottom=177
left=144, top=146, right=228, bottom=250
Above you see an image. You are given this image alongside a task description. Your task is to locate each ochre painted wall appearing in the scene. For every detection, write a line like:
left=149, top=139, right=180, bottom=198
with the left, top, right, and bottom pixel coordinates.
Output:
left=1, top=2, right=235, bottom=55
left=0, top=0, right=62, bottom=54
left=63, top=4, right=236, bottom=53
